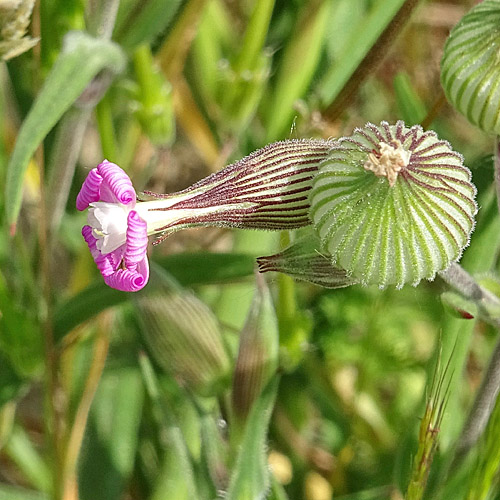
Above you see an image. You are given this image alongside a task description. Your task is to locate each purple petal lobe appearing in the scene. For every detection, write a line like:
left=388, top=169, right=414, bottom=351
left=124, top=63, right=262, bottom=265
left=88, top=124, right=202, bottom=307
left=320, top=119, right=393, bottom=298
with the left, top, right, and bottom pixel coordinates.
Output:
left=97, top=160, right=136, bottom=205
left=82, top=225, right=117, bottom=277
left=104, top=259, right=149, bottom=292
left=124, top=211, right=148, bottom=268
left=76, top=168, right=102, bottom=211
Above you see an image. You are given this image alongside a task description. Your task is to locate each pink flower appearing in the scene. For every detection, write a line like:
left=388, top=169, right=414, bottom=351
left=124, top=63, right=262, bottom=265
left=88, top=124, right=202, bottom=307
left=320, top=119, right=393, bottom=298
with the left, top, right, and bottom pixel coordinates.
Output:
left=77, top=140, right=333, bottom=291
left=77, top=161, right=149, bottom=292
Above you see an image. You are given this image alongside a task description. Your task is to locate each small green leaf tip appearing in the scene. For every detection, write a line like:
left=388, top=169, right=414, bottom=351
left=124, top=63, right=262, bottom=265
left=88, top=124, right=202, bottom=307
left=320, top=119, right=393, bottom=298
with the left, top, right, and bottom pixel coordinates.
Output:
left=310, top=121, right=477, bottom=288
left=441, top=0, right=500, bottom=134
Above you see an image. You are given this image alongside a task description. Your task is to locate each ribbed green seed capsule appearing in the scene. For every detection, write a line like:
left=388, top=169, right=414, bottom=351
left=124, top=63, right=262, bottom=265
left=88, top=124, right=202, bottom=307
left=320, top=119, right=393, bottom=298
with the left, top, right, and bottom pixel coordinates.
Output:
left=441, top=0, right=500, bottom=134
left=310, top=121, right=477, bottom=288
left=135, top=279, right=231, bottom=397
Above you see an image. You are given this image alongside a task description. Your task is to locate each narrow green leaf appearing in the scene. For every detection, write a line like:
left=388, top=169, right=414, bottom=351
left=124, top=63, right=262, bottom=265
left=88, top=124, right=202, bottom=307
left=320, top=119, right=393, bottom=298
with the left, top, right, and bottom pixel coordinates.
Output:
left=232, top=0, right=274, bottom=72
left=3, top=425, right=52, bottom=493
left=226, top=377, right=279, bottom=500
left=191, top=0, right=235, bottom=103
left=0, top=484, right=47, bottom=500
left=317, top=0, right=406, bottom=105
left=0, top=275, right=43, bottom=377
left=53, top=253, right=256, bottom=341
left=114, top=0, right=182, bottom=50
left=0, top=353, right=25, bottom=407
left=264, top=0, right=330, bottom=141
left=155, top=252, right=256, bottom=286
left=78, top=367, right=144, bottom=500
left=53, top=280, right=127, bottom=342
left=5, top=31, right=126, bottom=229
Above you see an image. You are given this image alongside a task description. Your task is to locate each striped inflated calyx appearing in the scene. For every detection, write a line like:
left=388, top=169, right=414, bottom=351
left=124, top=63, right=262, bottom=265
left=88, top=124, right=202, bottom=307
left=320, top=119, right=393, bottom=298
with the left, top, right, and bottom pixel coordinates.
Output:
left=441, top=0, right=500, bottom=134
left=310, top=121, right=477, bottom=288
left=145, top=139, right=333, bottom=237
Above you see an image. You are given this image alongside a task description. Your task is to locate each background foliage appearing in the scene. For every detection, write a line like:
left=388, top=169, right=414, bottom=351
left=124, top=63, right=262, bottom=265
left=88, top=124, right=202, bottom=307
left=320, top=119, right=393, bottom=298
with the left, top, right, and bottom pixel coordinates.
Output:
left=1, top=0, right=500, bottom=499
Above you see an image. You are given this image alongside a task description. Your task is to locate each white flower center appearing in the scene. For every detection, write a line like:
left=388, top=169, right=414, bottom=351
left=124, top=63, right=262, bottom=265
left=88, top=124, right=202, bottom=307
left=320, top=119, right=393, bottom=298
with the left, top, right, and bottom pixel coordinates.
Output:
left=364, top=140, right=411, bottom=187
left=88, top=202, right=131, bottom=254
left=87, top=194, right=243, bottom=255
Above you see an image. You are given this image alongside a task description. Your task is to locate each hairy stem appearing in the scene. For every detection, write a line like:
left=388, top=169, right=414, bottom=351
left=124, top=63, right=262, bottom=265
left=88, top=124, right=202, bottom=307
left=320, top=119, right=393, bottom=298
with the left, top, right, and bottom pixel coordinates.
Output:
left=439, top=263, right=500, bottom=325
left=439, top=263, right=500, bottom=466
left=86, top=0, right=120, bottom=39
left=452, top=335, right=500, bottom=466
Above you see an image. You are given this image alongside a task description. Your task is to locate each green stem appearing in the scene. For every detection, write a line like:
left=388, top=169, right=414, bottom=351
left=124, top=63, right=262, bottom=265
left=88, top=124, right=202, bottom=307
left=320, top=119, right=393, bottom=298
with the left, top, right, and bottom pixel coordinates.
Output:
left=85, top=0, right=120, bottom=39
left=132, top=44, right=156, bottom=109
left=439, top=263, right=500, bottom=328
left=95, top=95, right=117, bottom=162
left=494, top=136, right=500, bottom=216
left=277, top=232, right=297, bottom=334
left=37, top=147, right=62, bottom=500
left=13, top=231, right=39, bottom=308
left=233, top=0, right=275, bottom=72
left=322, top=0, right=422, bottom=121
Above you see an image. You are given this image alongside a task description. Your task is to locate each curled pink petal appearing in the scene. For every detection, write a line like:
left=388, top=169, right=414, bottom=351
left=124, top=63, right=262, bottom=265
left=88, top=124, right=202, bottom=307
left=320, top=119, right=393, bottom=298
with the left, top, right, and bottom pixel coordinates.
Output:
left=79, top=162, right=149, bottom=291
left=82, top=225, right=116, bottom=277
left=97, top=160, right=136, bottom=206
left=104, top=258, right=149, bottom=292
left=76, top=168, right=102, bottom=211
left=124, top=211, right=148, bottom=269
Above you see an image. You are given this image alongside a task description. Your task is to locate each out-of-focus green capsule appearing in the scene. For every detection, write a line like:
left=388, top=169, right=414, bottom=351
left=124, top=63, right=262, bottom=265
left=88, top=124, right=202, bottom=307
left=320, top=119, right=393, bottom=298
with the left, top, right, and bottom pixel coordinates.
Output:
left=134, top=273, right=231, bottom=398
left=231, top=273, right=279, bottom=421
